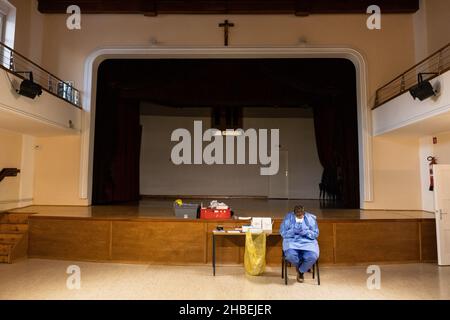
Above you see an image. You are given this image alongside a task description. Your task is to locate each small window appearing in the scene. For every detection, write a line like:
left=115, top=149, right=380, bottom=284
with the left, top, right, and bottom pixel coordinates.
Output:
left=0, top=0, right=15, bottom=48
left=0, top=12, right=6, bottom=68
left=0, top=0, right=15, bottom=69
left=0, top=12, right=5, bottom=43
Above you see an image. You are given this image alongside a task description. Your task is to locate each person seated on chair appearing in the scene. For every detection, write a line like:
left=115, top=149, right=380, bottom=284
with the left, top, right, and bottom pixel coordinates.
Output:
left=280, top=205, right=319, bottom=283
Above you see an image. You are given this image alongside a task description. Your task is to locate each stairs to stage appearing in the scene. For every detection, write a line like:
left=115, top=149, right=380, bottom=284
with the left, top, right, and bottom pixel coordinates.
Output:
left=0, top=212, right=32, bottom=263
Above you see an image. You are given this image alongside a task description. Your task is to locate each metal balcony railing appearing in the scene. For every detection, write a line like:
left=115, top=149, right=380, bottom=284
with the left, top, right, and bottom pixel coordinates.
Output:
left=0, top=41, right=81, bottom=108
left=373, top=43, right=450, bottom=109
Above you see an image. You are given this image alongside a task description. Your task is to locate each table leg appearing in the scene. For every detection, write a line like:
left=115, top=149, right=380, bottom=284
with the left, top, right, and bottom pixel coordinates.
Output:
left=212, top=234, right=216, bottom=276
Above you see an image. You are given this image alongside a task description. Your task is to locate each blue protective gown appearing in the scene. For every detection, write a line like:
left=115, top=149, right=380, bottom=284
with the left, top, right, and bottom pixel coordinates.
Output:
left=279, top=211, right=320, bottom=256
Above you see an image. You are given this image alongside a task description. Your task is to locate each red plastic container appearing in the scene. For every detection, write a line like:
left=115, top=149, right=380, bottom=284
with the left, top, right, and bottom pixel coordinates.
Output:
left=200, top=208, right=231, bottom=219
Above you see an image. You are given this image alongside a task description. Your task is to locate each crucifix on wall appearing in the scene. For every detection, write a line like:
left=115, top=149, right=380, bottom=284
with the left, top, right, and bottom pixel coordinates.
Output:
left=218, top=20, right=235, bottom=46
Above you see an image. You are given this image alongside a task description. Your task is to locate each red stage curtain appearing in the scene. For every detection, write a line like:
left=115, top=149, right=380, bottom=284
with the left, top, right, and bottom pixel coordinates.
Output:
left=92, top=94, right=142, bottom=204
left=313, top=96, right=359, bottom=208
left=111, top=99, right=142, bottom=203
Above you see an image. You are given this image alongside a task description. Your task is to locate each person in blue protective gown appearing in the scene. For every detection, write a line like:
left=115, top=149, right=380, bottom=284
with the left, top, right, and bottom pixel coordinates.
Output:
left=280, top=205, right=320, bottom=282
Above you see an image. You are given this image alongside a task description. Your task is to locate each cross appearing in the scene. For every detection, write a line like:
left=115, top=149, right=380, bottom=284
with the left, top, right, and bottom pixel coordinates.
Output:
left=219, top=20, right=234, bottom=46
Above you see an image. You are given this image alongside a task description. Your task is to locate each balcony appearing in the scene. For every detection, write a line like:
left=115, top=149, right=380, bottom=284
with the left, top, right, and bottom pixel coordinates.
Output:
left=372, top=43, right=450, bottom=136
left=0, top=41, right=82, bottom=136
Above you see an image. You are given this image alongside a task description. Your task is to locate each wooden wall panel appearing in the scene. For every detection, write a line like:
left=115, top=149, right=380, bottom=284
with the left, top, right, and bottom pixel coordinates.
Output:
left=111, top=221, right=205, bottom=263
left=29, top=219, right=111, bottom=261
left=335, top=221, right=420, bottom=263
left=10, top=233, right=28, bottom=262
left=206, top=222, right=243, bottom=264
left=264, top=236, right=283, bottom=265
left=317, top=222, right=334, bottom=264
left=421, top=220, right=438, bottom=262
left=28, top=217, right=437, bottom=265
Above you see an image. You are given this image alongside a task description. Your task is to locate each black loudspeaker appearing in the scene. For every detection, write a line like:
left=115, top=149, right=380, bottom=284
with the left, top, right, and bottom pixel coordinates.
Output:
left=409, top=81, right=436, bottom=101
left=409, top=72, right=438, bottom=101
left=17, top=79, right=43, bottom=99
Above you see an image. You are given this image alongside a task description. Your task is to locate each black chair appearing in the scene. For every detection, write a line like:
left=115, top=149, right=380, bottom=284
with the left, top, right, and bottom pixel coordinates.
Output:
left=281, top=251, right=320, bottom=285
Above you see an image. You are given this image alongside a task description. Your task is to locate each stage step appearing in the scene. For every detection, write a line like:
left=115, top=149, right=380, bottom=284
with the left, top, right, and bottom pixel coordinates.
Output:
left=0, top=254, right=9, bottom=263
left=0, top=212, right=32, bottom=264
left=0, top=212, right=33, bottom=224
left=0, top=243, right=13, bottom=255
left=0, top=232, right=22, bottom=243
left=0, top=223, right=29, bottom=232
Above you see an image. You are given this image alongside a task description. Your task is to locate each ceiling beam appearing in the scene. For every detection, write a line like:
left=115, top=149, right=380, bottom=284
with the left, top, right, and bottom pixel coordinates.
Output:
left=38, top=0, right=419, bottom=15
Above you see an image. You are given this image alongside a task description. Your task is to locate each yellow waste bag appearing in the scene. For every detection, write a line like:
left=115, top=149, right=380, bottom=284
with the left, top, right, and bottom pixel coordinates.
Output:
left=244, top=231, right=267, bottom=276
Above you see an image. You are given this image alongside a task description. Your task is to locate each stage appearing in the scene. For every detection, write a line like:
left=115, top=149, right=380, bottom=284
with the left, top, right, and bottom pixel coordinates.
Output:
left=11, top=199, right=438, bottom=266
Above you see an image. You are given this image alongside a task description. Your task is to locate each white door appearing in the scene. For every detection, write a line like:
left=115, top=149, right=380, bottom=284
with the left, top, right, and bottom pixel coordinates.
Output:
left=433, top=165, right=450, bottom=265
left=269, top=151, right=288, bottom=199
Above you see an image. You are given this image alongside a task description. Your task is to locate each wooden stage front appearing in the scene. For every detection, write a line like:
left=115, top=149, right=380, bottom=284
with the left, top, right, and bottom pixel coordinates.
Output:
left=15, top=199, right=438, bottom=266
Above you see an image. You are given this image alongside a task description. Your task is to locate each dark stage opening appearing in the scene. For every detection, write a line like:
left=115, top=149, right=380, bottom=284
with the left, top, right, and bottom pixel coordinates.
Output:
left=93, top=58, right=359, bottom=208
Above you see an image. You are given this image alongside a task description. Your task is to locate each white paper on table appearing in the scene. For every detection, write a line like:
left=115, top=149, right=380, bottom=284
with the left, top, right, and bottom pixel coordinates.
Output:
left=251, top=217, right=262, bottom=229
left=261, top=218, right=273, bottom=232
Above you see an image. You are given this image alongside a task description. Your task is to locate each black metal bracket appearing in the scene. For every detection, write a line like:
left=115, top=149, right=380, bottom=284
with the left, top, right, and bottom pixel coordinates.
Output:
left=14, top=71, right=34, bottom=82
left=417, top=72, right=439, bottom=83
left=0, top=168, right=21, bottom=183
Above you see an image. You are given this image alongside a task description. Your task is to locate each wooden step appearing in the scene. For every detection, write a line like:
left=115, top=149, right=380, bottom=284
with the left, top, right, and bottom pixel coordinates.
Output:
left=0, top=230, right=24, bottom=234
left=0, top=212, right=30, bottom=264
left=0, top=238, right=16, bottom=245
left=0, top=223, right=28, bottom=232
left=0, top=254, right=9, bottom=263
left=0, top=212, right=33, bottom=224
left=0, top=243, right=13, bottom=255
left=0, top=232, right=22, bottom=243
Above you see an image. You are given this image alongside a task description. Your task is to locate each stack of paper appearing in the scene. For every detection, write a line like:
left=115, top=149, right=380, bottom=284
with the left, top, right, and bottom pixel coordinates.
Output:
left=251, top=217, right=273, bottom=233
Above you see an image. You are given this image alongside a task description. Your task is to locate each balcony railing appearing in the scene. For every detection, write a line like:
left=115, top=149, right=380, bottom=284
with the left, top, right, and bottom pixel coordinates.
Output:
left=0, top=41, right=81, bottom=108
left=373, top=43, right=450, bottom=109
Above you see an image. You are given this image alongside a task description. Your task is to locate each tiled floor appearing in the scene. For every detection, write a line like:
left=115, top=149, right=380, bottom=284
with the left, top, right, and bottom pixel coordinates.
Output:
left=11, top=199, right=435, bottom=220
left=0, top=259, right=448, bottom=300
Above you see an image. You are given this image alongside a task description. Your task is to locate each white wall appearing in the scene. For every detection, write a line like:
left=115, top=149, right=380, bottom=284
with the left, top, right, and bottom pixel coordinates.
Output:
left=0, top=129, right=34, bottom=211
left=372, top=70, right=450, bottom=211
left=419, top=132, right=450, bottom=212
left=365, top=135, right=423, bottom=210
left=140, top=115, right=322, bottom=198
left=0, top=66, right=84, bottom=210
left=434, top=132, right=450, bottom=164
left=413, top=0, right=429, bottom=62
left=424, top=0, right=450, bottom=54
left=0, top=128, right=22, bottom=211
left=18, top=134, right=35, bottom=207
left=412, top=0, right=450, bottom=62
left=8, top=0, right=44, bottom=63
left=419, top=136, right=435, bottom=212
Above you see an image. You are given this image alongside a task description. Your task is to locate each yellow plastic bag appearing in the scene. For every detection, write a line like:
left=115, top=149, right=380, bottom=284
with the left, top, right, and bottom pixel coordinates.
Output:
left=244, top=231, right=267, bottom=276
